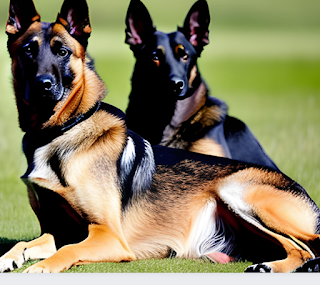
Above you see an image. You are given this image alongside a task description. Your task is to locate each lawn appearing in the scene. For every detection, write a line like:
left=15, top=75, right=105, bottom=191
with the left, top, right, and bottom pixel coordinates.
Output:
left=0, top=0, right=319, bottom=274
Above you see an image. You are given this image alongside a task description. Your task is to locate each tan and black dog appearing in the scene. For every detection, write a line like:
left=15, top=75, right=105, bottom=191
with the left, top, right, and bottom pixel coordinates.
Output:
left=1, top=0, right=320, bottom=273
left=125, top=0, right=279, bottom=171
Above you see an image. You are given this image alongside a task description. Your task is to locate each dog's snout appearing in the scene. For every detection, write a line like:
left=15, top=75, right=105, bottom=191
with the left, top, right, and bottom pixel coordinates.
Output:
left=35, top=75, right=54, bottom=92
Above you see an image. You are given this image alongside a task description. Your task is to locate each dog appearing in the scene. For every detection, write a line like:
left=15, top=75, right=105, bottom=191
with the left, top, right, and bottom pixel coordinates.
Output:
left=1, top=0, right=320, bottom=273
left=125, top=0, right=279, bottom=171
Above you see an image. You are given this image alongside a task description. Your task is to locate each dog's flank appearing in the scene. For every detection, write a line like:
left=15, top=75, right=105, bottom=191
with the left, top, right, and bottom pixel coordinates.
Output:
left=2, top=0, right=320, bottom=274
left=125, top=0, right=279, bottom=171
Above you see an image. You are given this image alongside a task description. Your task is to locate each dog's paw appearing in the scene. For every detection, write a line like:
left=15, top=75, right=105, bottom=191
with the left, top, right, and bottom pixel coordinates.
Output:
left=23, top=259, right=68, bottom=273
left=0, top=255, right=25, bottom=273
left=245, top=263, right=273, bottom=273
left=23, top=262, right=51, bottom=273
left=293, top=258, right=320, bottom=273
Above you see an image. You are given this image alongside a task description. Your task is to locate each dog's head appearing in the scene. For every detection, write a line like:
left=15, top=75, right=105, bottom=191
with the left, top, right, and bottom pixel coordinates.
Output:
left=6, top=0, right=105, bottom=132
left=125, top=0, right=210, bottom=100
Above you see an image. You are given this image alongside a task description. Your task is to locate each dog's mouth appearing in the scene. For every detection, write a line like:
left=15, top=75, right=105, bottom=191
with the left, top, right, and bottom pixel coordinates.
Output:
left=24, top=80, right=65, bottom=106
left=177, top=85, right=193, bottom=100
left=22, top=82, right=67, bottom=129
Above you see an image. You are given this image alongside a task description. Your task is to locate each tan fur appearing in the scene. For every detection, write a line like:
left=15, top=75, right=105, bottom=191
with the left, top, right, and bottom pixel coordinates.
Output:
left=190, top=137, right=226, bottom=157
left=24, top=225, right=135, bottom=273
left=122, top=163, right=213, bottom=259
left=6, top=24, right=18, bottom=34
left=57, top=17, right=68, bottom=27
left=245, top=184, right=318, bottom=238
left=0, top=234, right=56, bottom=265
left=188, top=65, right=198, bottom=88
left=31, top=15, right=41, bottom=22
left=191, top=104, right=223, bottom=127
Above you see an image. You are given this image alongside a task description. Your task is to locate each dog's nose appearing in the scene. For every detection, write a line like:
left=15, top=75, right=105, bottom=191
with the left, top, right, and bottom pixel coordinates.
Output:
left=35, top=75, right=53, bottom=92
left=42, top=79, right=52, bottom=91
left=173, top=80, right=184, bottom=94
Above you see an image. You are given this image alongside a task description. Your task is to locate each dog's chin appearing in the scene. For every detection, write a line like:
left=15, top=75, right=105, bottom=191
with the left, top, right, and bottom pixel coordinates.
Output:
left=29, top=104, right=55, bottom=130
left=22, top=89, right=65, bottom=130
left=52, top=87, right=65, bottom=102
left=176, top=87, right=193, bottom=100
left=41, top=86, right=65, bottom=103
left=24, top=87, right=65, bottom=106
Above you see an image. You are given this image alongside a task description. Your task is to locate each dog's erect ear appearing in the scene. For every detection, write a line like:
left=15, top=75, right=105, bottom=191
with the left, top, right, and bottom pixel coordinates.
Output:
left=178, top=0, right=210, bottom=55
left=56, top=0, right=91, bottom=49
left=6, top=0, right=40, bottom=37
left=125, top=0, right=156, bottom=50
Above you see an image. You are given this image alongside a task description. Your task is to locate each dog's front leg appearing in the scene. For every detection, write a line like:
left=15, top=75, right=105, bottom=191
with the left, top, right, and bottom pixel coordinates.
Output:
left=23, top=224, right=136, bottom=273
left=0, top=234, right=57, bottom=272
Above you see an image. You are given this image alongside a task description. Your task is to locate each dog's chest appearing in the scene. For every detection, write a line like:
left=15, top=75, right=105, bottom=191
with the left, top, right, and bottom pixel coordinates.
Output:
left=22, top=141, right=64, bottom=190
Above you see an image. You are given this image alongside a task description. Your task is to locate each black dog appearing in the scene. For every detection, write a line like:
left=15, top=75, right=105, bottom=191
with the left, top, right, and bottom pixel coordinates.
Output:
left=125, top=0, right=279, bottom=171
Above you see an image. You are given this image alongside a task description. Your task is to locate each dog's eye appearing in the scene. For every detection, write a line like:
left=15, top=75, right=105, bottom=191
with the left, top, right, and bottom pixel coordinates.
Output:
left=152, top=53, right=159, bottom=61
left=22, top=42, right=37, bottom=58
left=57, top=47, right=69, bottom=58
left=175, top=45, right=189, bottom=61
left=152, top=51, right=160, bottom=67
left=24, top=45, right=32, bottom=55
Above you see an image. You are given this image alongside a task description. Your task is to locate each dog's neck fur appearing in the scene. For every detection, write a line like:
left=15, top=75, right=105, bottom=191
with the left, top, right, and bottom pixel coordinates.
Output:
left=160, top=90, right=228, bottom=151
left=169, top=81, right=208, bottom=128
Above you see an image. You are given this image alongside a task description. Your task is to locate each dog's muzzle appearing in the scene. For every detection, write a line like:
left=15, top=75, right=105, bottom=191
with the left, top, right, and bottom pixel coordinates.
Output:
left=171, top=78, right=189, bottom=99
left=173, top=79, right=184, bottom=94
left=34, top=75, right=64, bottom=102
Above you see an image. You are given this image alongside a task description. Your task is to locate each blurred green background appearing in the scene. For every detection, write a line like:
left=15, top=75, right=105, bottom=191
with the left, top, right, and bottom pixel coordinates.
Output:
left=0, top=0, right=319, bottom=272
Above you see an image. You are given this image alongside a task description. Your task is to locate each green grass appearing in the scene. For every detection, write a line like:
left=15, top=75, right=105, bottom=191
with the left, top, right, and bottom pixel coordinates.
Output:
left=13, top=259, right=251, bottom=273
left=0, top=0, right=320, bottom=274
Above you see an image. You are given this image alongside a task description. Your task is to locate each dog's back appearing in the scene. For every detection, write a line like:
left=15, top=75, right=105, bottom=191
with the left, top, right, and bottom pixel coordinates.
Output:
left=125, top=0, right=279, bottom=171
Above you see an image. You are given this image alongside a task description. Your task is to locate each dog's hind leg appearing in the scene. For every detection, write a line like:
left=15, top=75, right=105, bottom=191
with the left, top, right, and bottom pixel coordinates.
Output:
left=243, top=185, right=320, bottom=272
left=23, top=224, right=136, bottom=273
left=0, top=234, right=56, bottom=272
left=218, top=171, right=320, bottom=272
left=244, top=230, right=317, bottom=273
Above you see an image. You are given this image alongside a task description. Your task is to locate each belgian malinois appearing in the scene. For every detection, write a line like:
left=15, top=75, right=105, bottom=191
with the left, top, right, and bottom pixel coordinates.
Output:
left=125, top=0, right=279, bottom=171
left=1, top=0, right=320, bottom=273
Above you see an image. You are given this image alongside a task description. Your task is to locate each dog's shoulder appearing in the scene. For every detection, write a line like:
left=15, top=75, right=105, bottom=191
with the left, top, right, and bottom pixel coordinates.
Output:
left=23, top=102, right=127, bottom=168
